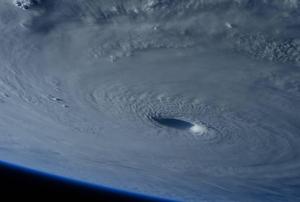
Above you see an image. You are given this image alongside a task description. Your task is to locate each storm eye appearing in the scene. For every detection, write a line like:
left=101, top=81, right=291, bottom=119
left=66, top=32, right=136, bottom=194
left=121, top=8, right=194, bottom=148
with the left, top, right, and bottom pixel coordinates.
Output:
left=151, top=117, right=194, bottom=130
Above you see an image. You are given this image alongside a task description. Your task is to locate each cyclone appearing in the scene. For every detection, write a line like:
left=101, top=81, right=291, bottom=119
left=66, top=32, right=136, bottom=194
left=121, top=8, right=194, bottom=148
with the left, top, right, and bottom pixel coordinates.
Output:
left=0, top=0, right=300, bottom=201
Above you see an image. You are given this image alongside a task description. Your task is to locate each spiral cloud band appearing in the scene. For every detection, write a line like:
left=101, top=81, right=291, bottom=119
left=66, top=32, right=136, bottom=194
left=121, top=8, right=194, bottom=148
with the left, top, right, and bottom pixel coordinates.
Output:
left=0, top=0, right=300, bottom=201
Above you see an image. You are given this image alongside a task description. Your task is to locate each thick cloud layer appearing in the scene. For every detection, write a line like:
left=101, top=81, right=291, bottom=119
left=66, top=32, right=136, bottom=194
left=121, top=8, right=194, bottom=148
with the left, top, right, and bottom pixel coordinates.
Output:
left=0, top=0, right=300, bottom=201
